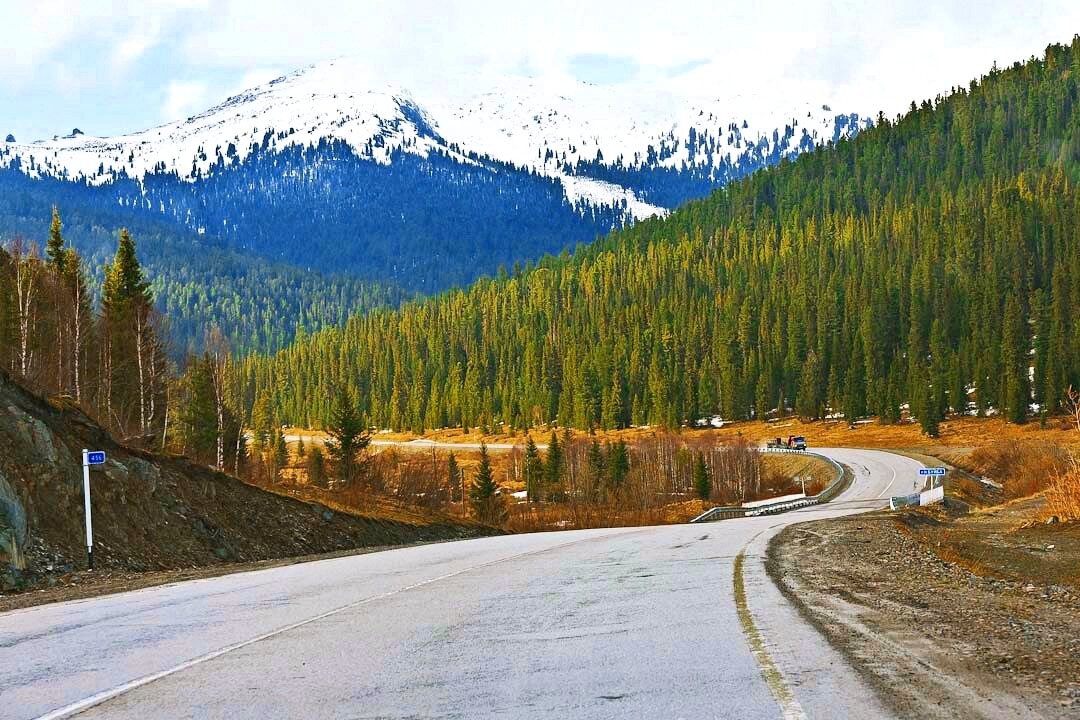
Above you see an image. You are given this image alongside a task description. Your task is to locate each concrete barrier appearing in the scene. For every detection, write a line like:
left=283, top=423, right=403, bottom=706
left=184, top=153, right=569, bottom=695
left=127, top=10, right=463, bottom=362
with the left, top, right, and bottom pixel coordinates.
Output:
left=890, top=482, right=944, bottom=510
left=919, top=485, right=944, bottom=506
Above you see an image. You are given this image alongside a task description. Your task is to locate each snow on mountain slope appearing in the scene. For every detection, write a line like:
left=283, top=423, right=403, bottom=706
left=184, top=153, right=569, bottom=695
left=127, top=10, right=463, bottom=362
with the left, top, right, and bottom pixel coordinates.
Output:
left=0, top=58, right=870, bottom=219
left=434, top=73, right=852, bottom=174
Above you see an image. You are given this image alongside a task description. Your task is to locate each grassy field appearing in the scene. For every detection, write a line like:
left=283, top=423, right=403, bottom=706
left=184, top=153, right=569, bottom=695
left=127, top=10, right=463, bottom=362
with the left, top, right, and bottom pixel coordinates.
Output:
left=275, top=414, right=1080, bottom=528
left=297, top=413, right=1080, bottom=454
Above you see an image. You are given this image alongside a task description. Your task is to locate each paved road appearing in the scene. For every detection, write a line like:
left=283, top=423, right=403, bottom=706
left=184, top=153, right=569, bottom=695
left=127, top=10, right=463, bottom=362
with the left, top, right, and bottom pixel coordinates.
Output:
left=1, top=448, right=921, bottom=719
left=280, top=436, right=548, bottom=452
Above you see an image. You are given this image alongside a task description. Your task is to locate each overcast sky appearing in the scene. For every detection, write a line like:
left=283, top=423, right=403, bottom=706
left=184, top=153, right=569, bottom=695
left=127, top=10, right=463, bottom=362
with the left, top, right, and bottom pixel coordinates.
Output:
left=2, top=0, right=1079, bottom=142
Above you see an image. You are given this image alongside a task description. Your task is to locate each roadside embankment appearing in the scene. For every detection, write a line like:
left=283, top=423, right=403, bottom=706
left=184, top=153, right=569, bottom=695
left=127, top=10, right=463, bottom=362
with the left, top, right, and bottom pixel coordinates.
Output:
left=769, top=495, right=1080, bottom=719
left=0, top=369, right=495, bottom=610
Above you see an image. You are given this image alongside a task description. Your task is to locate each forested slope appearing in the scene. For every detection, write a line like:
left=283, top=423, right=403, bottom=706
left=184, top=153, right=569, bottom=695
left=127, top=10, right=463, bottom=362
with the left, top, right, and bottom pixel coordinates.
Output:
left=0, top=173, right=404, bottom=355
left=239, top=40, right=1080, bottom=434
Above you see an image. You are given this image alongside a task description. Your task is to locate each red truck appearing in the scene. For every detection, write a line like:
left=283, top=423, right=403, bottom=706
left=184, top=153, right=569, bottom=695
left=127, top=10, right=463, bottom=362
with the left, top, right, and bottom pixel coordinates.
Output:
left=767, top=435, right=807, bottom=451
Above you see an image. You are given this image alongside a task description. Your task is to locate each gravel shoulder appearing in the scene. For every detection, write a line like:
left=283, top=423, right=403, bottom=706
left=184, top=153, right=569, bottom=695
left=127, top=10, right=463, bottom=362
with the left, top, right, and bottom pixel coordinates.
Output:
left=768, top=497, right=1080, bottom=720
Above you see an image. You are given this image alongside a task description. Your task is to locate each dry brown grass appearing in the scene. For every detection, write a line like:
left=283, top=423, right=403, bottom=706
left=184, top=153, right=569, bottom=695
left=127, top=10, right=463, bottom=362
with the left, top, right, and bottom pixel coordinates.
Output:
left=299, top=413, right=1080, bottom=456
left=967, top=440, right=1070, bottom=499
left=1046, top=459, right=1080, bottom=523
left=761, top=454, right=834, bottom=496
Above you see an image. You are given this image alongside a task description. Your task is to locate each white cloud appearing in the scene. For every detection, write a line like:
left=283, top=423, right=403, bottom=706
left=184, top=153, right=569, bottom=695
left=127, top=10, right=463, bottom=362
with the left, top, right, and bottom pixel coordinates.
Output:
left=168, top=0, right=1080, bottom=117
left=113, top=17, right=163, bottom=70
left=4, top=0, right=1080, bottom=139
left=163, top=80, right=208, bottom=120
left=0, top=6, right=81, bottom=88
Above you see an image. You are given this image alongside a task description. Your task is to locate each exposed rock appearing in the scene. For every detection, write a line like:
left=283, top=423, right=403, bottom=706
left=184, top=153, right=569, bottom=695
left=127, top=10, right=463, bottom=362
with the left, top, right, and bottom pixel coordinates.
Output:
left=0, top=368, right=493, bottom=595
left=0, top=471, right=27, bottom=570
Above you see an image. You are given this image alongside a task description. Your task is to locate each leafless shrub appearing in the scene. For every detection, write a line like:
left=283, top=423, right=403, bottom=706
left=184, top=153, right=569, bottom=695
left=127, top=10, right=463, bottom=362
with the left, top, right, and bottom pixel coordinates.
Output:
left=1046, top=456, right=1080, bottom=523
left=1065, top=385, right=1080, bottom=433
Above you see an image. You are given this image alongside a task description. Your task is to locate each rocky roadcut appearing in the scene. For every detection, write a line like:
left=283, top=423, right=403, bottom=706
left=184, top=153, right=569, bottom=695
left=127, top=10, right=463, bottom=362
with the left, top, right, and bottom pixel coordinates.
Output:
left=0, top=369, right=493, bottom=601
left=769, top=506, right=1080, bottom=720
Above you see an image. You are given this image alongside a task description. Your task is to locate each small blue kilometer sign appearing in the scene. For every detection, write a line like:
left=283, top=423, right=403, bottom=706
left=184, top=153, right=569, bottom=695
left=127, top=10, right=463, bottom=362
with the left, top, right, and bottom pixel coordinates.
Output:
left=86, top=451, right=106, bottom=465
left=919, top=467, right=946, bottom=476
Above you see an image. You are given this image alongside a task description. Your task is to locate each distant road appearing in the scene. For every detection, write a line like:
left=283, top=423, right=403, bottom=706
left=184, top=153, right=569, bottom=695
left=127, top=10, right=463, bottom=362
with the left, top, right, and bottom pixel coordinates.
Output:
left=279, top=435, right=548, bottom=451
left=369, top=438, right=547, bottom=451
left=2, top=448, right=919, bottom=719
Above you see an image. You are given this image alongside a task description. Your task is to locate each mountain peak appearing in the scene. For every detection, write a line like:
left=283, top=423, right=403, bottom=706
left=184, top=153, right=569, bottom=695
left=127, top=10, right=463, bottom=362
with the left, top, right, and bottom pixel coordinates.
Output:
left=0, top=59, right=870, bottom=218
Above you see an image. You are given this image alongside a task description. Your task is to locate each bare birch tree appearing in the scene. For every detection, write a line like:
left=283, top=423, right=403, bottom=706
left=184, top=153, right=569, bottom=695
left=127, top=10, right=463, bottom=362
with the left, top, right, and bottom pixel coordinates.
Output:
left=10, top=237, right=40, bottom=381
left=205, top=326, right=230, bottom=471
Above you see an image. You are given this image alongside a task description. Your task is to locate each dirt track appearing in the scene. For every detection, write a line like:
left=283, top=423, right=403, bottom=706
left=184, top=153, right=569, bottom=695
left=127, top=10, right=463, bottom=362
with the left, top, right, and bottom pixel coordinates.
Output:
left=769, top=499, right=1080, bottom=719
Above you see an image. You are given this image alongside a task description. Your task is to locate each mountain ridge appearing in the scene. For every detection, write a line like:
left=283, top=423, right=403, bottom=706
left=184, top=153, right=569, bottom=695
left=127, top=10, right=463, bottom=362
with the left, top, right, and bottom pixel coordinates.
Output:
left=0, top=58, right=870, bottom=218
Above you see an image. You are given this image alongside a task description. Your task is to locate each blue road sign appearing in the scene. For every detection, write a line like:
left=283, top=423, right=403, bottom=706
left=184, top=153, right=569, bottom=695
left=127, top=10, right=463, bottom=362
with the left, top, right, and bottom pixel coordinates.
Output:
left=86, top=451, right=106, bottom=465
left=919, top=467, right=946, bottom=476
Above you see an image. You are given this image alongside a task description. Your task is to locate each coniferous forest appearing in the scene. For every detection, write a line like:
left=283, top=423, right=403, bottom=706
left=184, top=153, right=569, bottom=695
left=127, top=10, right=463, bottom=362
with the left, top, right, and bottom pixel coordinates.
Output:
left=236, top=40, right=1080, bottom=435
left=0, top=171, right=405, bottom=355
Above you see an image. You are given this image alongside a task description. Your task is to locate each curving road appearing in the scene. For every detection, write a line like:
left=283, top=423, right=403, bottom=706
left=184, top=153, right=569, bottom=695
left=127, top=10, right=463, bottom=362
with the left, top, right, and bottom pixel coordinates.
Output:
left=1, top=448, right=923, bottom=719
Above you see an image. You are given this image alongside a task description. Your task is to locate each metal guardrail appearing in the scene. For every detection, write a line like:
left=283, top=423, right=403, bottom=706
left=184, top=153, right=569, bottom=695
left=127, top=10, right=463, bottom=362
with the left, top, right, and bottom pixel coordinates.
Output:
left=690, top=450, right=846, bottom=523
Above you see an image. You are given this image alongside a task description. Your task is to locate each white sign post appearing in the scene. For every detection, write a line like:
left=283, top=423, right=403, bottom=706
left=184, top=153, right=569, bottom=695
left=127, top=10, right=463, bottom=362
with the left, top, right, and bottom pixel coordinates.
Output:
left=81, top=450, right=106, bottom=570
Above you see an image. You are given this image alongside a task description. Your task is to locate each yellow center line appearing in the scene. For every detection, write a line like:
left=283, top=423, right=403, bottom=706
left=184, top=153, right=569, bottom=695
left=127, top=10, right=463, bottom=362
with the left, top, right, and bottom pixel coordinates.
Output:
left=733, top=535, right=808, bottom=720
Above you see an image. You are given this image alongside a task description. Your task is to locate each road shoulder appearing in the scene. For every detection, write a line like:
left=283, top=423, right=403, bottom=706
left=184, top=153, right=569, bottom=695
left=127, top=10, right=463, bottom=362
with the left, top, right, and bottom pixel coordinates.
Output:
left=767, top=508, right=1080, bottom=719
left=740, top=521, right=897, bottom=719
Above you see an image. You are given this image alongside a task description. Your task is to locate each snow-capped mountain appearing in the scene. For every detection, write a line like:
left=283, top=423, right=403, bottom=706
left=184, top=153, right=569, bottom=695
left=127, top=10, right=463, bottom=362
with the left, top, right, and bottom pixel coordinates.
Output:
left=0, top=58, right=870, bottom=221
left=0, top=59, right=872, bottom=297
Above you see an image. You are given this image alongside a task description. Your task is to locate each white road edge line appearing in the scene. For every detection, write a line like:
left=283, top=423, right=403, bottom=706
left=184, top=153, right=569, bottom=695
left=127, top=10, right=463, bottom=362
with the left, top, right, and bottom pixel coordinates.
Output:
left=876, top=459, right=898, bottom=499
left=31, top=536, right=611, bottom=720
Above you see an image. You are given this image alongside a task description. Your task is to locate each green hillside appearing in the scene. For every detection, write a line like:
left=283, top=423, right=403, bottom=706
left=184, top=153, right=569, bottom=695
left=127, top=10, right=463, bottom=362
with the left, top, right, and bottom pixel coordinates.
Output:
left=239, top=39, right=1080, bottom=434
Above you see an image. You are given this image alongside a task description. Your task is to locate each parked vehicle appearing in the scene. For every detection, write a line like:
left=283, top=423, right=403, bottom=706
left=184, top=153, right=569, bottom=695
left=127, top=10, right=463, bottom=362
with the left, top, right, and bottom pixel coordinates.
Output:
left=767, top=436, right=807, bottom=450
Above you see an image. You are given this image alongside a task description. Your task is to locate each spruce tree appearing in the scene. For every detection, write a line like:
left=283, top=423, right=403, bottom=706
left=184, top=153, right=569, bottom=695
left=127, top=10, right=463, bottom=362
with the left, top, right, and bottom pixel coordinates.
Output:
left=607, top=440, right=630, bottom=492
left=602, top=373, right=624, bottom=430
left=544, top=430, right=563, bottom=500
left=693, top=452, right=710, bottom=500
left=1001, top=294, right=1029, bottom=423
left=447, top=451, right=462, bottom=501
left=914, top=367, right=940, bottom=438
left=179, top=355, right=217, bottom=464
left=326, top=387, right=370, bottom=485
left=273, top=431, right=288, bottom=477
left=843, top=337, right=866, bottom=425
left=523, top=437, right=543, bottom=502
left=587, top=439, right=606, bottom=499
left=308, top=446, right=326, bottom=487
left=100, top=228, right=159, bottom=436
left=102, top=229, right=152, bottom=312
left=754, top=375, right=771, bottom=422
left=796, top=351, right=823, bottom=420
left=469, top=443, right=500, bottom=523
left=250, top=395, right=273, bottom=458
left=46, top=206, right=65, bottom=275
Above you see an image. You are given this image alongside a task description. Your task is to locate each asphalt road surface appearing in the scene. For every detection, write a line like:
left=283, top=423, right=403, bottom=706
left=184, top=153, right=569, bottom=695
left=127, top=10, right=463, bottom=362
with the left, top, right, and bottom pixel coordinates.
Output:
left=1, top=448, right=921, bottom=719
